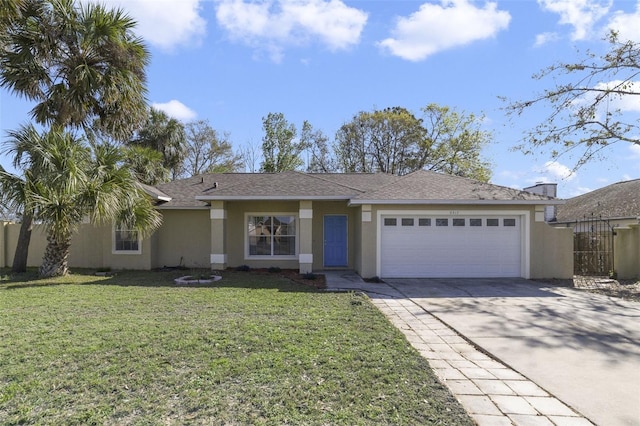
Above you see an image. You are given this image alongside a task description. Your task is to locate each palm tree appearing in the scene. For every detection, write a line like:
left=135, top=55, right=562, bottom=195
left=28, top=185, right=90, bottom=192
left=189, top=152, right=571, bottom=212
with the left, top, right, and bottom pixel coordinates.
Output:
left=122, top=145, right=169, bottom=185
left=0, top=0, right=149, bottom=141
left=0, top=0, right=150, bottom=272
left=2, top=125, right=161, bottom=277
left=0, top=0, right=24, bottom=32
left=0, top=125, right=47, bottom=272
left=129, top=108, right=187, bottom=180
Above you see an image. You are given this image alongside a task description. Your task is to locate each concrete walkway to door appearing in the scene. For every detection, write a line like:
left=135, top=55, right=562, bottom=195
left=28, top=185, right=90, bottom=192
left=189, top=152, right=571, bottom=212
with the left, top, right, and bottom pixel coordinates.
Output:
left=323, top=272, right=640, bottom=426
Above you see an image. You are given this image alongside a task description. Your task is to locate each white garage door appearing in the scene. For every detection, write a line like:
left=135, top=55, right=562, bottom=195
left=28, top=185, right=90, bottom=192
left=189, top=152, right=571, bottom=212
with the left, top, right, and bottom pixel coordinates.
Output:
left=380, top=215, right=522, bottom=278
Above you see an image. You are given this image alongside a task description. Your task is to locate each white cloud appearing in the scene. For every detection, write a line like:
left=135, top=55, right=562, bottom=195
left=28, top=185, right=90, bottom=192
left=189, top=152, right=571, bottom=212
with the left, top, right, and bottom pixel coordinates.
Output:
left=499, top=170, right=527, bottom=181
left=534, top=31, right=560, bottom=47
left=592, top=80, right=640, bottom=112
left=215, top=0, right=368, bottom=61
left=568, top=186, right=592, bottom=196
left=377, top=0, right=511, bottom=62
left=152, top=100, right=197, bottom=122
left=629, top=144, right=640, bottom=158
left=539, top=160, right=577, bottom=181
left=538, top=0, right=611, bottom=40
left=567, top=80, right=640, bottom=123
left=608, top=2, right=640, bottom=42
left=82, top=0, right=207, bottom=50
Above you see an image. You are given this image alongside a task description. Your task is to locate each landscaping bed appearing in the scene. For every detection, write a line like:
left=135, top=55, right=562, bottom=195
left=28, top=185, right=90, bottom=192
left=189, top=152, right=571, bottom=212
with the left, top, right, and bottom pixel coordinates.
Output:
left=573, top=276, right=640, bottom=302
left=231, top=267, right=327, bottom=289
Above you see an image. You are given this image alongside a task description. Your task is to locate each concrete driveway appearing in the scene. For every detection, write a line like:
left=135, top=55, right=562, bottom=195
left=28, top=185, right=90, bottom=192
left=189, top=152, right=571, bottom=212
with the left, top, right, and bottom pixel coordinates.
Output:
left=383, top=278, right=640, bottom=426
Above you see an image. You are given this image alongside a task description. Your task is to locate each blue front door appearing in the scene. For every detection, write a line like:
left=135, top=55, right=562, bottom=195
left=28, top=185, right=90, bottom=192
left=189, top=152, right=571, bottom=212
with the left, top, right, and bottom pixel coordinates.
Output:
left=324, top=215, right=348, bottom=267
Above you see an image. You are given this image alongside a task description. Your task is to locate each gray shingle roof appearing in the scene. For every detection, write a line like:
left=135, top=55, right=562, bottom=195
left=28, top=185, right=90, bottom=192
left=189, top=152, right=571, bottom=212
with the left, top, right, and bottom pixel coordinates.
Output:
left=555, top=179, right=640, bottom=222
left=196, top=171, right=366, bottom=199
left=350, top=170, right=560, bottom=204
left=153, top=170, right=560, bottom=208
left=155, top=172, right=386, bottom=207
left=307, top=173, right=399, bottom=192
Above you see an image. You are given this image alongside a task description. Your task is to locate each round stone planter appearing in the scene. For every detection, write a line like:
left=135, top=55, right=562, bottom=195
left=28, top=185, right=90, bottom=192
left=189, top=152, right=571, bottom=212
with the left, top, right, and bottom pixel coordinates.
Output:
left=174, top=275, right=222, bottom=285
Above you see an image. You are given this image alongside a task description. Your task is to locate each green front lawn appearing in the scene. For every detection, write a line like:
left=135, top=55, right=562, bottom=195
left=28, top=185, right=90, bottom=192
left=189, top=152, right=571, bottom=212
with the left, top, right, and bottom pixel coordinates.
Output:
left=0, top=269, right=472, bottom=425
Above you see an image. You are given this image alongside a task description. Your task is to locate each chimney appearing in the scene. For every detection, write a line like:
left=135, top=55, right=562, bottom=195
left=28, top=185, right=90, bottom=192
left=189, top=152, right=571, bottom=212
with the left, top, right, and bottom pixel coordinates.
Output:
left=523, top=182, right=558, bottom=222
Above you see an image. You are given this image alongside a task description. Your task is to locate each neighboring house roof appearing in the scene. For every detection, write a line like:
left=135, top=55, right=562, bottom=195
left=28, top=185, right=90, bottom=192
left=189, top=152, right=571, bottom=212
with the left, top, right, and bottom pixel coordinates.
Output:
left=555, top=179, right=640, bottom=223
left=154, top=170, right=560, bottom=208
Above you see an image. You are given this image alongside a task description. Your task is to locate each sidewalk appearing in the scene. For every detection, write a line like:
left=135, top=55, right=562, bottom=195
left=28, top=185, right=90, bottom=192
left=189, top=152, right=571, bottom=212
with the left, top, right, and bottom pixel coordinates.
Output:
left=322, top=271, right=593, bottom=426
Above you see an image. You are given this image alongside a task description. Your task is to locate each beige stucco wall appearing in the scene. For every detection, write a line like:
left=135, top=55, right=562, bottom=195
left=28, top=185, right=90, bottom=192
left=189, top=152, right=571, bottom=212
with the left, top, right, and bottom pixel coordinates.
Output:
left=4, top=223, right=48, bottom=268
left=2, top=222, right=153, bottom=271
left=529, top=221, right=573, bottom=279
left=69, top=224, right=107, bottom=268
left=353, top=207, right=363, bottom=274
left=0, top=221, right=6, bottom=268
left=615, top=224, right=640, bottom=279
left=359, top=205, right=378, bottom=279
left=152, top=209, right=210, bottom=269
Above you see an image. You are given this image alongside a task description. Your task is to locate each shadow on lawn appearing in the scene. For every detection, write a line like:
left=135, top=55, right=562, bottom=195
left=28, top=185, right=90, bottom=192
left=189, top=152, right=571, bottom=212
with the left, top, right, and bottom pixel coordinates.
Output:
left=0, top=268, right=325, bottom=292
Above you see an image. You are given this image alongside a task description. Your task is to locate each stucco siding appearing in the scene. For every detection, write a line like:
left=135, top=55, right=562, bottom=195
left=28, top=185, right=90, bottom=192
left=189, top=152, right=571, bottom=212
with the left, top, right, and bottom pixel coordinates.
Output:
left=153, top=209, right=210, bottom=268
left=4, top=223, right=48, bottom=267
left=615, top=224, right=640, bottom=279
left=2, top=222, right=153, bottom=271
left=529, top=221, right=573, bottom=279
left=353, top=206, right=363, bottom=275
left=69, top=224, right=106, bottom=268
left=0, top=222, right=6, bottom=267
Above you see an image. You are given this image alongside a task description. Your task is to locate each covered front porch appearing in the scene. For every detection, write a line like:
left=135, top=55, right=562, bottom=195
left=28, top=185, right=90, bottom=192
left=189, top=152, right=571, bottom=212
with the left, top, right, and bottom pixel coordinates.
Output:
left=207, top=200, right=362, bottom=274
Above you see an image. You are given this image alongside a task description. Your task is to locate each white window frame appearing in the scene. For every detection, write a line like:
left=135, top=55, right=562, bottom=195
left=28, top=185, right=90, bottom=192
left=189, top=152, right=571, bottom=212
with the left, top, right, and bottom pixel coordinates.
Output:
left=245, top=213, right=298, bottom=260
left=112, top=226, right=142, bottom=255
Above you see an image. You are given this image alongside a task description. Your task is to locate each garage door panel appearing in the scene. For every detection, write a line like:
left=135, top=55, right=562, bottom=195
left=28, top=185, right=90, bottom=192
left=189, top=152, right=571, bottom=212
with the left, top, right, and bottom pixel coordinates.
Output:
left=380, top=215, right=522, bottom=278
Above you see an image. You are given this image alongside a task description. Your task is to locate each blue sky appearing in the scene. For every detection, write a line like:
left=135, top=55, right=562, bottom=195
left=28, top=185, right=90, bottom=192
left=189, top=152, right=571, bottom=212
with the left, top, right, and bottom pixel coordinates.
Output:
left=2, top=0, right=640, bottom=198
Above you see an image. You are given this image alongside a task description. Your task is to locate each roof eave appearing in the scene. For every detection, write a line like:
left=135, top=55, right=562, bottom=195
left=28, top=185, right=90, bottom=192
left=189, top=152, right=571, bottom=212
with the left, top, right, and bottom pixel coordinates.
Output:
left=156, top=205, right=210, bottom=210
left=348, top=199, right=566, bottom=206
left=554, top=215, right=640, bottom=224
left=195, top=195, right=353, bottom=201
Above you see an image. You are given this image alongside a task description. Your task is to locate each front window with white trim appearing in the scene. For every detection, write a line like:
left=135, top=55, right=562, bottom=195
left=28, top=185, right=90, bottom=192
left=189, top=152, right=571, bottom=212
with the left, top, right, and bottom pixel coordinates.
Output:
left=247, top=215, right=296, bottom=257
left=113, top=227, right=141, bottom=254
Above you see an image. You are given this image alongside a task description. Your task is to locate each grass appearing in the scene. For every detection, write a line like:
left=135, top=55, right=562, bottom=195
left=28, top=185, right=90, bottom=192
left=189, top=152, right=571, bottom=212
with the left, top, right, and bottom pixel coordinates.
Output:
left=0, top=269, right=473, bottom=425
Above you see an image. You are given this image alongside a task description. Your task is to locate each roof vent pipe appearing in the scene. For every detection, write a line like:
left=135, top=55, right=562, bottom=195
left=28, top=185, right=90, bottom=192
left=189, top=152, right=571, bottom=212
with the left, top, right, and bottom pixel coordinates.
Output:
left=213, top=182, right=218, bottom=189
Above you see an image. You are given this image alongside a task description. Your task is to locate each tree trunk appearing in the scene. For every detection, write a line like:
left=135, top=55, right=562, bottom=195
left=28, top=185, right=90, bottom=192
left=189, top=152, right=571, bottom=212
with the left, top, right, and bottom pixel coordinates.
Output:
left=39, top=233, right=71, bottom=278
left=11, top=213, right=33, bottom=273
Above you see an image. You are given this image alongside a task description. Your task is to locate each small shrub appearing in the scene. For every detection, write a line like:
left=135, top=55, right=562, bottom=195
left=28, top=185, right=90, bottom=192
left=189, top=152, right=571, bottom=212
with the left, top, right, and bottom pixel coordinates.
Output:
left=268, top=266, right=281, bottom=273
left=236, top=265, right=250, bottom=272
left=364, top=276, right=384, bottom=283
